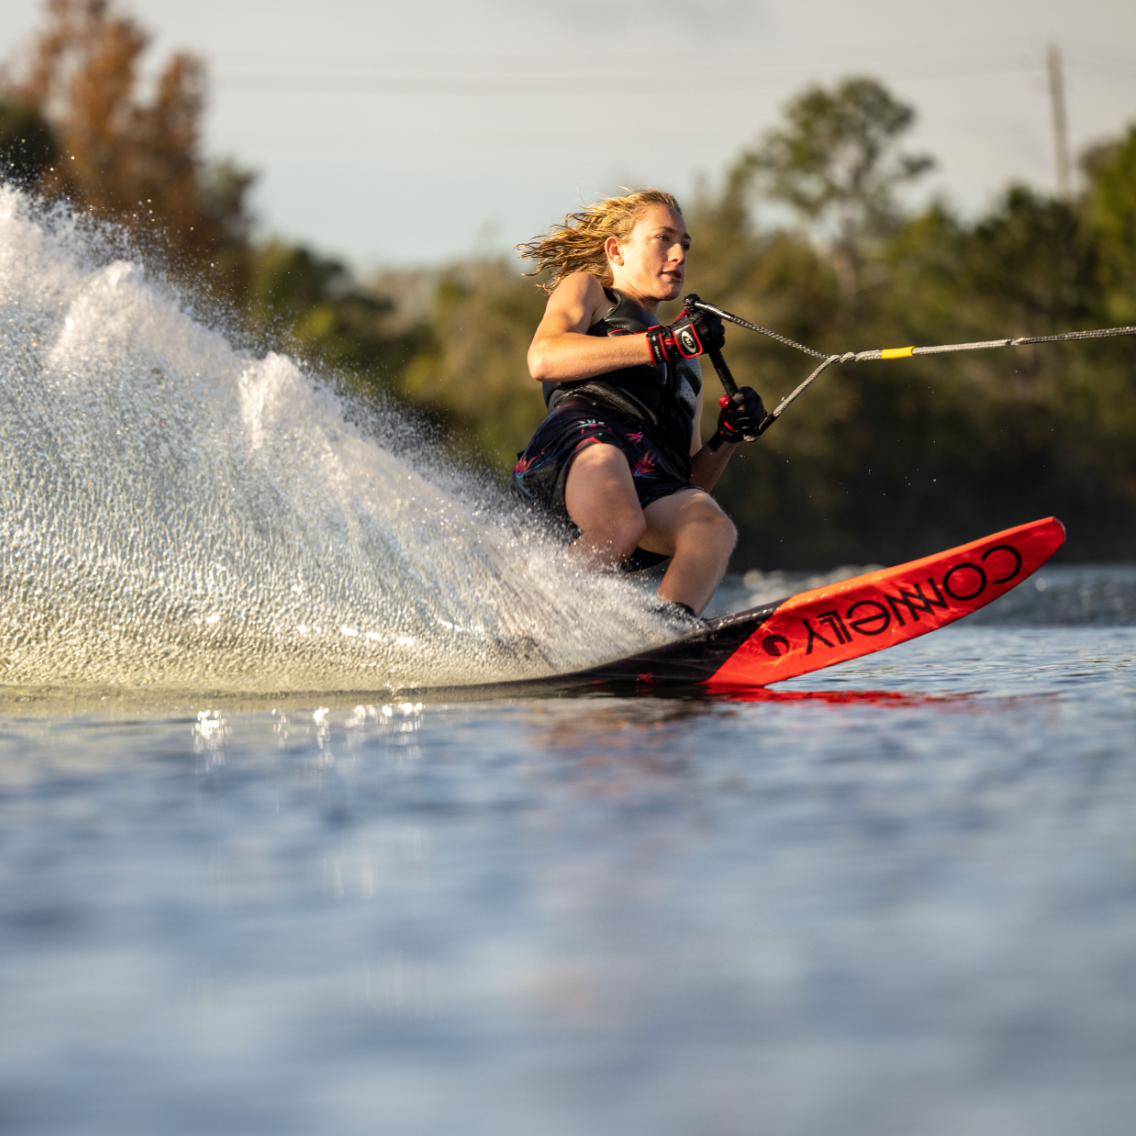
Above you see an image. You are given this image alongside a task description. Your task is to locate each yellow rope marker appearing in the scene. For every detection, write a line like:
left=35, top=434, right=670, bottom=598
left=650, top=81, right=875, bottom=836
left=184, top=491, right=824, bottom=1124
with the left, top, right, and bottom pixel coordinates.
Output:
left=880, top=346, right=915, bottom=360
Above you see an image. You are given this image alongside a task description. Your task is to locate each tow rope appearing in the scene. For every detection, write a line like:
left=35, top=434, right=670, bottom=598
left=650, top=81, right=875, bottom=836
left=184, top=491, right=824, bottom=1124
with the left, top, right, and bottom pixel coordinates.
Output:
left=684, top=294, right=1136, bottom=438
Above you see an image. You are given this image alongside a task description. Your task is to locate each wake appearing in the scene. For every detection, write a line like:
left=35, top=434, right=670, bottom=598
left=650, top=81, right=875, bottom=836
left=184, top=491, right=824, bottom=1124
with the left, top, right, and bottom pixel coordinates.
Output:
left=0, top=188, right=670, bottom=693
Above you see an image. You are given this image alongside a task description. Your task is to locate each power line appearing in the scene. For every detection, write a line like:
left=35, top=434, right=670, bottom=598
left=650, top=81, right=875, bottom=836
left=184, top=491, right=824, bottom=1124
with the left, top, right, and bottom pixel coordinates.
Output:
left=215, top=62, right=1041, bottom=97
left=212, top=53, right=1136, bottom=97
left=206, top=36, right=1136, bottom=73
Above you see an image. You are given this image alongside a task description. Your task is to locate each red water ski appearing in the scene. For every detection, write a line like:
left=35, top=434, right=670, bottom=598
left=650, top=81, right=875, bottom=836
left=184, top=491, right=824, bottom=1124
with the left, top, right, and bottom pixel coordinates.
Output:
left=563, top=517, right=1065, bottom=688
left=707, top=516, right=1064, bottom=685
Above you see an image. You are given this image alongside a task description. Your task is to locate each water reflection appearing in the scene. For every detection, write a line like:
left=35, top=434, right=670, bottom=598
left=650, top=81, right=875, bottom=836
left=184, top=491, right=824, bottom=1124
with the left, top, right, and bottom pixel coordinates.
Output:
left=1, top=626, right=1135, bottom=1136
left=192, top=708, right=231, bottom=768
left=524, top=699, right=708, bottom=748
left=706, top=685, right=925, bottom=704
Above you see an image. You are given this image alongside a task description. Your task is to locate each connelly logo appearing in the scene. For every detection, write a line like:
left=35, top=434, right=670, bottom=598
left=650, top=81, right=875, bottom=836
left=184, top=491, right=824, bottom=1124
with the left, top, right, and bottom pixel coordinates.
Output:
left=677, top=328, right=699, bottom=354
left=761, top=543, right=1023, bottom=657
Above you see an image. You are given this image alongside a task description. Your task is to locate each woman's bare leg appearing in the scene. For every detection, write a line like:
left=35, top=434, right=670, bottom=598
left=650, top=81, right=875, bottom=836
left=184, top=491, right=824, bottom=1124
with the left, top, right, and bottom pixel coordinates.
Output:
left=565, top=452, right=735, bottom=614
left=563, top=443, right=646, bottom=568
left=639, top=489, right=737, bottom=614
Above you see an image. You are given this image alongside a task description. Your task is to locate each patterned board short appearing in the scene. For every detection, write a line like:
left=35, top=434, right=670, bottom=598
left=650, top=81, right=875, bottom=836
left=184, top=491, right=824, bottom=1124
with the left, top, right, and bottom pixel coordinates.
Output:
left=509, top=400, right=695, bottom=562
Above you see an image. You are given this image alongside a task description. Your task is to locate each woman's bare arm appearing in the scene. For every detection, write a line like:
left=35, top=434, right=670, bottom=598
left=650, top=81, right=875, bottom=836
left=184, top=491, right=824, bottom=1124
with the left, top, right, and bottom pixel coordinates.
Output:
left=526, top=273, right=656, bottom=383
left=688, top=384, right=736, bottom=491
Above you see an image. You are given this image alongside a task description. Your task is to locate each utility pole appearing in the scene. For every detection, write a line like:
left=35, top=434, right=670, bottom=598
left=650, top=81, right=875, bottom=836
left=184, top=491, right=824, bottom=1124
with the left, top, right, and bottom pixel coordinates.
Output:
left=1046, top=44, right=1071, bottom=199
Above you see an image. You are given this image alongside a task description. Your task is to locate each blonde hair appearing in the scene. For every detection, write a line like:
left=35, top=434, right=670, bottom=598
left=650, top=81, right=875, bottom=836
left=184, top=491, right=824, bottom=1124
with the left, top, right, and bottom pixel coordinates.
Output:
left=517, top=188, right=682, bottom=293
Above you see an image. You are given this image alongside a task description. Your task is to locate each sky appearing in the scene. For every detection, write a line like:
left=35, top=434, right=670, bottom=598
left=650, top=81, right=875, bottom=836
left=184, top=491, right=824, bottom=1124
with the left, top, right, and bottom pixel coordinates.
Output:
left=3, top=0, right=1136, bottom=270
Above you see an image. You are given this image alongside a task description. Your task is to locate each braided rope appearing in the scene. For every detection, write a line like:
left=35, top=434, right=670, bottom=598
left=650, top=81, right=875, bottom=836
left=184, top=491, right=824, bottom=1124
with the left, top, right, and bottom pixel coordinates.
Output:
left=689, top=299, right=1136, bottom=428
left=1010, top=325, right=1136, bottom=346
left=694, top=301, right=831, bottom=360
left=766, top=357, right=838, bottom=422
left=692, top=299, right=1136, bottom=363
left=911, top=326, right=1136, bottom=356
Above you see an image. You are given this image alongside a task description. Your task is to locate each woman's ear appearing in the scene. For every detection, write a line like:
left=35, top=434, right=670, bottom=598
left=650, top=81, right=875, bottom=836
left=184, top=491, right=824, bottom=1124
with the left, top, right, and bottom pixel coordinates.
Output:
left=604, top=235, right=624, bottom=267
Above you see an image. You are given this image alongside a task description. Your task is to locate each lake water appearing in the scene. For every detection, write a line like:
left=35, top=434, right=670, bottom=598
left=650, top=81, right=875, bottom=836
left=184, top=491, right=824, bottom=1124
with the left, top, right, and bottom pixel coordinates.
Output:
left=3, top=187, right=1136, bottom=1135
left=3, top=568, right=1136, bottom=1136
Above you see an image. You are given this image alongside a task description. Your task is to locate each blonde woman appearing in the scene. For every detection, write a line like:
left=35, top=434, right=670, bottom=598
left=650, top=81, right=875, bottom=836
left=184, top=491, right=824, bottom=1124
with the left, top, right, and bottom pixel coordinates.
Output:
left=511, top=189, right=765, bottom=617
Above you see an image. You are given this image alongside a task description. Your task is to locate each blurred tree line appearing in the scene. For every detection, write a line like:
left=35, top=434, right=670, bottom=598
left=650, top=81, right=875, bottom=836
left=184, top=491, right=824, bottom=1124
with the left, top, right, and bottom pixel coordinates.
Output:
left=4, top=2, right=1135, bottom=566
left=0, top=0, right=421, bottom=404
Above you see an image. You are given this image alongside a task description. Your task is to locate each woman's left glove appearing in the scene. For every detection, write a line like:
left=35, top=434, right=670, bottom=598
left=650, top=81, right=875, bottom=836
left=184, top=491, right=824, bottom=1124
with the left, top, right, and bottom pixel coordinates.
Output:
left=646, top=306, right=726, bottom=364
left=709, top=387, right=767, bottom=449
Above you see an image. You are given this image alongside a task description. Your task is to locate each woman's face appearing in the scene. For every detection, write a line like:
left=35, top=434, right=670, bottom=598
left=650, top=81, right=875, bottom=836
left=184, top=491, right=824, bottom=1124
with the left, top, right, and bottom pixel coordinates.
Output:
left=607, top=204, right=690, bottom=306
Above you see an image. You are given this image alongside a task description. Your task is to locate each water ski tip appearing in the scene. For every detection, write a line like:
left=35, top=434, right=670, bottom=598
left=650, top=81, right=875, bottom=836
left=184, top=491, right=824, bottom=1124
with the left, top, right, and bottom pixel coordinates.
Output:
left=707, top=515, right=1064, bottom=686
left=569, top=517, right=1065, bottom=689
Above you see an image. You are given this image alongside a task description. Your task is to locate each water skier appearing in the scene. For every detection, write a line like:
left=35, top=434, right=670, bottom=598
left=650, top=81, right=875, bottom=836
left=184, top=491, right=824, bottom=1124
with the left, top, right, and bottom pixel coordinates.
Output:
left=511, top=189, right=765, bottom=617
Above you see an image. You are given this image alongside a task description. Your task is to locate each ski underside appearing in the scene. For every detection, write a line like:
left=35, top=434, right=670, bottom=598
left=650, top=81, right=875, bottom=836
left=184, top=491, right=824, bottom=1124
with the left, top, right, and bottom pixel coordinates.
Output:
left=539, top=517, right=1066, bottom=690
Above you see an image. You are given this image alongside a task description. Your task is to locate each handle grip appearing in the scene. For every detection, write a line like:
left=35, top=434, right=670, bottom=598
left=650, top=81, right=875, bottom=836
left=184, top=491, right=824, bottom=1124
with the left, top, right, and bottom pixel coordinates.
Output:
left=708, top=348, right=738, bottom=398
left=708, top=350, right=763, bottom=442
left=685, top=294, right=773, bottom=439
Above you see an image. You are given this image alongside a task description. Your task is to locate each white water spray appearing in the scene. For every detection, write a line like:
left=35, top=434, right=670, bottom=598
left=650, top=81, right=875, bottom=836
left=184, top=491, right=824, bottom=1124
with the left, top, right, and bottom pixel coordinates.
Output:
left=0, top=188, right=672, bottom=693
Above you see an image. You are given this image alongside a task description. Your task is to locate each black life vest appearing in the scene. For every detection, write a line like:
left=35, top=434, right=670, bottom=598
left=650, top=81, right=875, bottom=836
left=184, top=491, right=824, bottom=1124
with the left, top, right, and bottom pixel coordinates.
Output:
left=541, top=287, right=702, bottom=476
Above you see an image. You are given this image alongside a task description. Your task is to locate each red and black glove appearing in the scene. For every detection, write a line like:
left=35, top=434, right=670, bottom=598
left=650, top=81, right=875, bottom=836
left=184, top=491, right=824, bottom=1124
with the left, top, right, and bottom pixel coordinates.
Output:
left=708, top=387, right=767, bottom=449
left=645, top=306, right=726, bottom=364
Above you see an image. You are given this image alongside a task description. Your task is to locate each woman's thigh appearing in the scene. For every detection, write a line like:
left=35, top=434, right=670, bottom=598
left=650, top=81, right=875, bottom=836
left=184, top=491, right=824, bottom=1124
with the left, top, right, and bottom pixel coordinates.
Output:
left=563, top=442, right=642, bottom=532
left=638, top=488, right=732, bottom=555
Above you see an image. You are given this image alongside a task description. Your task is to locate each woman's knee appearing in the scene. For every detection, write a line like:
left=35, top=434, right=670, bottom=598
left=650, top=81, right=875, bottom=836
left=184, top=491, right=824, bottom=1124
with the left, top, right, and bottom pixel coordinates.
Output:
left=623, top=509, right=649, bottom=549
left=716, top=511, right=738, bottom=549
left=682, top=502, right=736, bottom=553
left=704, top=512, right=737, bottom=557
left=591, top=507, right=646, bottom=555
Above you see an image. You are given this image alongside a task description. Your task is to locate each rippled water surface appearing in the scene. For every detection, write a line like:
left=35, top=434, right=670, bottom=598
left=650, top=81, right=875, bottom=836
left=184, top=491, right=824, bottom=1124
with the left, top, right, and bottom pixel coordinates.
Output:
left=3, top=580, right=1135, bottom=1136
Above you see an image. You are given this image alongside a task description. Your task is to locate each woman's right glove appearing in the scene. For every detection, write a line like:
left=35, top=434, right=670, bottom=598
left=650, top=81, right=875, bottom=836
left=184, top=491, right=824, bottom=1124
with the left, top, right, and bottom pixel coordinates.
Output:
left=708, top=387, right=767, bottom=449
left=645, top=306, right=726, bottom=364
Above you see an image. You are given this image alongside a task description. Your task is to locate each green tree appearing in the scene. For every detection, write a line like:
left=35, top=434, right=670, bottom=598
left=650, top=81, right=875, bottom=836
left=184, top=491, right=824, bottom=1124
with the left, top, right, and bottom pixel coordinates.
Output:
left=5, top=1, right=416, bottom=405
left=1083, top=126, right=1136, bottom=322
left=0, top=97, right=58, bottom=184
left=400, top=260, right=549, bottom=468
left=7, top=0, right=254, bottom=303
left=736, top=77, right=933, bottom=313
left=8, top=8, right=1136, bottom=566
left=246, top=241, right=423, bottom=402
left=680, top=106, right=1136, bottom=565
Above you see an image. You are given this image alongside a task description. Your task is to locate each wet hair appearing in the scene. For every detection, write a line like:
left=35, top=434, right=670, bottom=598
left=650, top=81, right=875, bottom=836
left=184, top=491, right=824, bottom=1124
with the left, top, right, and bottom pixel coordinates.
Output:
left=517, top=188, right=682, bottom=293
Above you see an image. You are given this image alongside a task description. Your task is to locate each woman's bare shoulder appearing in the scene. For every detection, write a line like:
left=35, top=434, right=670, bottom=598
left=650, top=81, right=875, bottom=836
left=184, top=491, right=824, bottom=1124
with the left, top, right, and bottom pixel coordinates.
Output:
left=553, top=270, right=606, bottom=296
left=546, top=272, right=611, bottom=324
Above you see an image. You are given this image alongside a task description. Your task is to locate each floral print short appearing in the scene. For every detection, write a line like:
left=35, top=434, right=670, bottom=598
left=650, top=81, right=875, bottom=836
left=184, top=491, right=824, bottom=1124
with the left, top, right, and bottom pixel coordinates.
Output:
left=509, top=400, right=695, bottom=531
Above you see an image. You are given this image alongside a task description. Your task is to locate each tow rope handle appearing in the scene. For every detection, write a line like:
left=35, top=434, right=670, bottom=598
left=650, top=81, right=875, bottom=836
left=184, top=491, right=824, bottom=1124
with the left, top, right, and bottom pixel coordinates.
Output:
left=708, top=350, right=768, bottom=442
left=684, top=294, right=771, bottom=441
